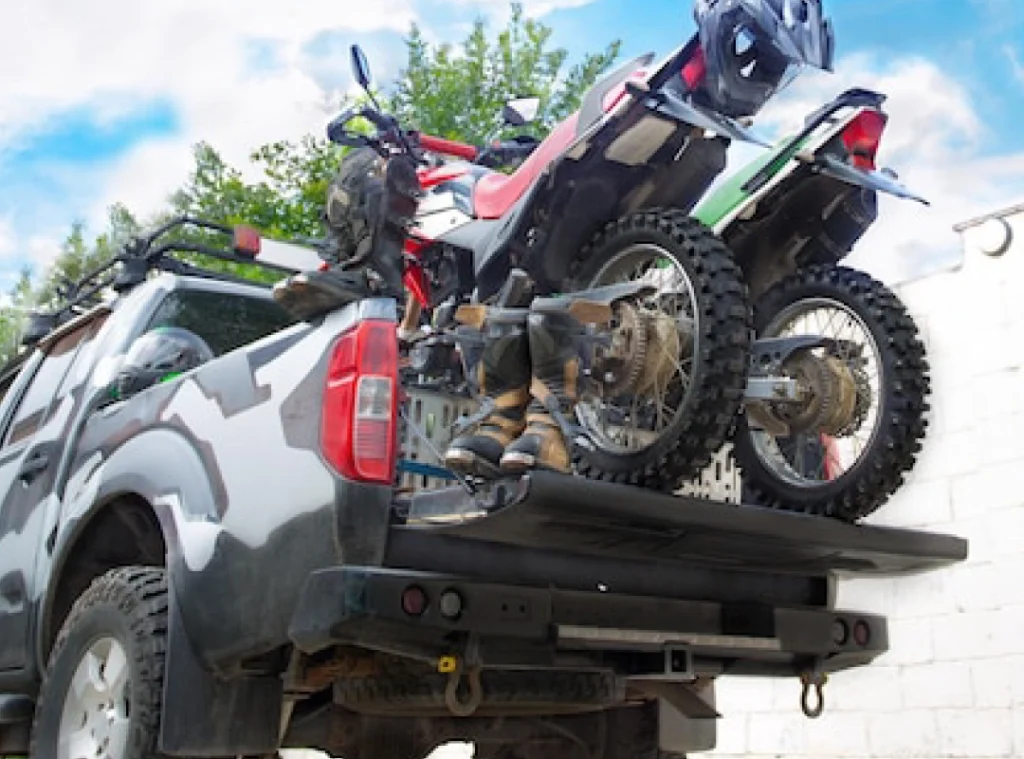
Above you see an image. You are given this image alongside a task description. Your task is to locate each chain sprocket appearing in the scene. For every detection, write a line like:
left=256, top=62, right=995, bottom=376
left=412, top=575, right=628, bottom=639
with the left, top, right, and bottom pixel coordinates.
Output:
left=595, top=301, right=647, bottom=397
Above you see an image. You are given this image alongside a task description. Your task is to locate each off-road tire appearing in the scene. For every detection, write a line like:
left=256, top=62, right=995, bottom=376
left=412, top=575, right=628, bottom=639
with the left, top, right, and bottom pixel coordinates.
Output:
left=567, top=208, right=751, bottom=491
left=732, top=264, right=931, bottom=521
left=489, top=701, right=665, bottom=759
left=30, top=567, right=170, bottom=759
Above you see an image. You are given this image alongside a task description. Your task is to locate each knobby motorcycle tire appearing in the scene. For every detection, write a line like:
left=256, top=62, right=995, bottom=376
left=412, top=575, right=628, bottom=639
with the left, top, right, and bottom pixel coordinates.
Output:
left=568, top=208, right=752, bottom=492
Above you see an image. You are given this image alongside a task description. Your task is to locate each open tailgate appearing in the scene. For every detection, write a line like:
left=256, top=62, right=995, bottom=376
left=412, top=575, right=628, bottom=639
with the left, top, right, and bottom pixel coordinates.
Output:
left=393, top=471, right=967, bottom=576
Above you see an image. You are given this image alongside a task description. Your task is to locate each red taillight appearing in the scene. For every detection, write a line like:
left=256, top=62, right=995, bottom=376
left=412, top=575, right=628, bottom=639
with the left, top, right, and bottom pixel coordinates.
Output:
left=321, top=319, right=398, bottom=484
left=681, top=44, right=706, bottom=90
left=841, top=109, right=887, bottom=170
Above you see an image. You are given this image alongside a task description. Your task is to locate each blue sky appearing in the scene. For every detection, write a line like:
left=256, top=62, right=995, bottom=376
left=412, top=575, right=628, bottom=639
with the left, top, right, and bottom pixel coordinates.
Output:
left=1, top=0, right=1022, bottom=288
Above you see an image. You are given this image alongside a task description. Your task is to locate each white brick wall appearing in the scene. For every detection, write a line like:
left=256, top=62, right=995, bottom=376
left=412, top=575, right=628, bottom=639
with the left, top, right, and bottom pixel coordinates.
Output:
left=707, top=207, right=1024, bottom=759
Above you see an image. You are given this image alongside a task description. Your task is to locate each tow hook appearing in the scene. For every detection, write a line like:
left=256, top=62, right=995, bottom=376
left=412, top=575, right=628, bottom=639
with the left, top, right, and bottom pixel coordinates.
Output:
left=799, top=669, right=828, bottom=718
left=438, top=636, right=483, bottom=717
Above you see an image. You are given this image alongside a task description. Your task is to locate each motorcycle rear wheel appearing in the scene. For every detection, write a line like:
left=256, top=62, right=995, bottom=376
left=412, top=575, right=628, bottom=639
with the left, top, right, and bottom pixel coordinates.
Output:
left=732, top=264, right=931, bottom=522
left=566, top=208, right=751, bottom=492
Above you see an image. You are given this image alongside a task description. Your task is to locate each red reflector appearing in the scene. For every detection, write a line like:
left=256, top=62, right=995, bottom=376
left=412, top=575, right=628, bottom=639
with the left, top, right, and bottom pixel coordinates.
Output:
left=321, top=319, right=398, bottom=484
left=841, top=109, right=887, bottom=171
left=681, top=44, right=706, bottom=90
left=232, top=225, right=261, bottom=257
left=401, top=585, right=427, bottom=617
left=852, top=620, right=871, bottom=647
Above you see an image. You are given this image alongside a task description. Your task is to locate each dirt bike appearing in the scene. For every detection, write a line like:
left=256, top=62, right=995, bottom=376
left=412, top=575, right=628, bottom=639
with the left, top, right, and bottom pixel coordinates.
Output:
left=329, top=39, right=774, bottom=493
left=688, top=87, right=932, bottom=521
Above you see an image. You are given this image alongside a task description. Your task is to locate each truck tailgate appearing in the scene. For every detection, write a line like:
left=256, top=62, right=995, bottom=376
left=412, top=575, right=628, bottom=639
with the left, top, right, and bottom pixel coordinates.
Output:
left=393, top=471, right=967, bottom=576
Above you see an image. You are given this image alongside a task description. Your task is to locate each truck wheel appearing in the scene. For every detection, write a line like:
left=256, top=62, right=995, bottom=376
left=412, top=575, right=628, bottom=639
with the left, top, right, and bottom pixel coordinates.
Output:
left=490, top=702, right=664, bottom=759
left=30, top=567, right=170, bottom=759
left=733, top=264, right=930, bottom=521
left=567, top=208, right=751, bottom=491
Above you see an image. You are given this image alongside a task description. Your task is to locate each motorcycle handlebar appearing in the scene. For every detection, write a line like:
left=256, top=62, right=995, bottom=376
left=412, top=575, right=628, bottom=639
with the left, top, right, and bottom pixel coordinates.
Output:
left=417, top=133, right=479, bottom=160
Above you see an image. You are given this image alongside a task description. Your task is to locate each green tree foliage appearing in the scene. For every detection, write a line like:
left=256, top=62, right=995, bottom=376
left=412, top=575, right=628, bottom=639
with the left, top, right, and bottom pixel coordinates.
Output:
left=0, top=2, right=620, bottom=366
left=390, top=2, right=621, bottom=144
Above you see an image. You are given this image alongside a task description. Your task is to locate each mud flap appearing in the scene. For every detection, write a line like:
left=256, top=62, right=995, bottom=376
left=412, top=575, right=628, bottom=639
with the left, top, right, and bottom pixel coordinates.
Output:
left=159, top=588, right=283, bottom=756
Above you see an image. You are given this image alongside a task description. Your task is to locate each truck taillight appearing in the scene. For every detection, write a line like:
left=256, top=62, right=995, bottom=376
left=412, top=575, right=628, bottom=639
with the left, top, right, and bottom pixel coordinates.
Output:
left=321, top=319, right=398, bottom=484
left=841, top=109, right=887, bottom=170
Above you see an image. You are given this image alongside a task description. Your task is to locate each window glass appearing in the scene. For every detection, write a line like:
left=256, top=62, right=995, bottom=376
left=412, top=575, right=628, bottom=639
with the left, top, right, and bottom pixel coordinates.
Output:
left=3, top=326, right=91, bottom=448
left=145, top=288, right=295, bottom=357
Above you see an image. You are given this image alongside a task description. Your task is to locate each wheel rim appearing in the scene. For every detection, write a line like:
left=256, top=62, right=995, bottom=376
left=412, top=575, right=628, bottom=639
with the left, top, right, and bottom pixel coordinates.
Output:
left=577, top=243, right=699, bottom=455
left=750, top=297, right=883, bottom=488
left=58, top=637, right=131, bottom=759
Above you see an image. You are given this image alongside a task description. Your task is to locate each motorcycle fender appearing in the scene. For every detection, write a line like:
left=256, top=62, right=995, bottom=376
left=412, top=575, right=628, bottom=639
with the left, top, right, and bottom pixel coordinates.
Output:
left=645, top=90, right=772, bottom=147
left=816, top=154, right=929, bottom=205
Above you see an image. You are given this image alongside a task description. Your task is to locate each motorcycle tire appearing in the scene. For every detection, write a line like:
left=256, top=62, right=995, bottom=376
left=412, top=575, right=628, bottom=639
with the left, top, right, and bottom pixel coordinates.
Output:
left=732, top=264, right=931, bottom=522
left=566, top=208, right=752, bottom=492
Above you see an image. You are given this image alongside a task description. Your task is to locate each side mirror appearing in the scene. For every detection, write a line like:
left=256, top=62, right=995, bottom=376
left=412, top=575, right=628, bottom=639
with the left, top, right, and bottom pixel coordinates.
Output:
left=502, top=96, right=541, bottom=127
left=20, top=312, right=58, bottom=347
left=350, top=44, right=372, bottom=90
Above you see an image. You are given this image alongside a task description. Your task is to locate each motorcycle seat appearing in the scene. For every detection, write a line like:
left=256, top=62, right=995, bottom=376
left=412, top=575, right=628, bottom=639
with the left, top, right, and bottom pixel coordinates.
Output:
left=473, top=114, right=579, bottom=220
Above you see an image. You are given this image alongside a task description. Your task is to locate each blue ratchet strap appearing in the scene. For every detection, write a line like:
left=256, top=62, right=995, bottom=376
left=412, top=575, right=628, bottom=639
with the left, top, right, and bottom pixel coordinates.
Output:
left=398, top=459, right=458, bottom=480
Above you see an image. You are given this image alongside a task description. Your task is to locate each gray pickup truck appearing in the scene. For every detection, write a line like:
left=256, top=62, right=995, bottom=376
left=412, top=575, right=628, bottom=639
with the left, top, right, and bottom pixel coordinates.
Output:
left=0, top=219, right=966, bottom=759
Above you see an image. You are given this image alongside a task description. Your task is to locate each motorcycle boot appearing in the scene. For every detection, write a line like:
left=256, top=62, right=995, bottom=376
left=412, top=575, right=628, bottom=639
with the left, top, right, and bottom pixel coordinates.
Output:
left=443, top=306, right=532, bottom=478
left=272, top=267, right=375, bottom=321
left=500, top=296, right=612, bottom=475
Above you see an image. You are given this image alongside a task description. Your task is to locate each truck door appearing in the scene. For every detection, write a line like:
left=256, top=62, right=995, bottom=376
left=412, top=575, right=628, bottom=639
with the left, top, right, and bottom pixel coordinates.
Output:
left=0, top=322, right=97, bottom=672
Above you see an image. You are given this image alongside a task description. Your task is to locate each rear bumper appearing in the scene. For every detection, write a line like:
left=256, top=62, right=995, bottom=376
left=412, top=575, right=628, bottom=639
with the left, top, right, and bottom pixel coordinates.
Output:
left=288, top=565, right=888, bottom=678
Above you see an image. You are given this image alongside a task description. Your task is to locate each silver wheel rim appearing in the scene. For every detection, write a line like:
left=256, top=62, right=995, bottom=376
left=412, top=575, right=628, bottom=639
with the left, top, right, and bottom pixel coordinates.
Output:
left=58, top=637, right=131, bottom=759
left=578, top=243, right=699, bottom=454
left=750, top=296, right=883, bottom=488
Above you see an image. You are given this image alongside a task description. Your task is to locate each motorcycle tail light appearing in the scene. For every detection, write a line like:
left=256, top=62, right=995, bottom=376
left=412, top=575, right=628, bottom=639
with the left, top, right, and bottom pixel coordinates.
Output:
left=841, top=109, right=887, bottom=171
left=681, top=44, right=707, bottom=90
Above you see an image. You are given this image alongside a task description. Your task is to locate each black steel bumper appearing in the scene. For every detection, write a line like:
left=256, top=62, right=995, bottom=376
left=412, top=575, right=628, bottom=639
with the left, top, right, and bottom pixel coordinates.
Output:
left=288, top=565, right=889, bottom=677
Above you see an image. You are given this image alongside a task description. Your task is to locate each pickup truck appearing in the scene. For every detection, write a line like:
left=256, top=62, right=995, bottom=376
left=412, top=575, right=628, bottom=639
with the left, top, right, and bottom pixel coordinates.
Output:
left=0, top=222, right=967, bottom=759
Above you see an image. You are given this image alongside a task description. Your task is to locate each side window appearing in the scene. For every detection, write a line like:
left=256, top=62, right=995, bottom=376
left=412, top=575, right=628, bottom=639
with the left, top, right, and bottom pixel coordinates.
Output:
left=145, top=288, right=295, bottom=357
left=2, top=326, right=93, bottom=449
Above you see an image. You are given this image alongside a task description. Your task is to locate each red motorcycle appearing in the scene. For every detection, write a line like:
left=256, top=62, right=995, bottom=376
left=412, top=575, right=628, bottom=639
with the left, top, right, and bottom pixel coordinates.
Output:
left=316, top=5, right=836, bottom=492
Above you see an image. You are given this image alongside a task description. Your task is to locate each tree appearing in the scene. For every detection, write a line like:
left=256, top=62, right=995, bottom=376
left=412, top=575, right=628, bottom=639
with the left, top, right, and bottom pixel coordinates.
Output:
left=390, top=3, right=621, bottom=145
left=0, top=1, right=621, bottom=365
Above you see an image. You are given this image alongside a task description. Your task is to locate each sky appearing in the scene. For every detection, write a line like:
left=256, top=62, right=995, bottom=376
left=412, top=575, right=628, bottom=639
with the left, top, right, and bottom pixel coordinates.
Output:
left=1, top=0, right=1022, bottom=290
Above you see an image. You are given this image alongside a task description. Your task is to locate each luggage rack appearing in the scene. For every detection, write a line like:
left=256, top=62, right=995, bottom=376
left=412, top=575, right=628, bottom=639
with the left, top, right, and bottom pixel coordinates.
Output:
left=12, top=216, right=301, bottom=355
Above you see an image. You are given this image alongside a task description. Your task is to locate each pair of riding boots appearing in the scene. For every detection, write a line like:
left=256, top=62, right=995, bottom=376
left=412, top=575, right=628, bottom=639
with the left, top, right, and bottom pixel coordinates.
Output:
left=444, top=298, right=606, bottom=478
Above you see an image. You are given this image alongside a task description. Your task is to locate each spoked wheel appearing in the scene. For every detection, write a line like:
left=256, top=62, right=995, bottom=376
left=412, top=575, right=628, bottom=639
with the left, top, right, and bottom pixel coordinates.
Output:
left=567, top=209, right=751, bottom=491
left=733, top=265, right=930, bottom=522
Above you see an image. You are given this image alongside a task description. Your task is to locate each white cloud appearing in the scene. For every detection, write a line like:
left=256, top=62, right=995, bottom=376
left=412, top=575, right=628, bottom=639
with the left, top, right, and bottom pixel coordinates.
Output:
left=736, top=52, right=1024, bottom=285
left=0, top=0, right=419, bottom=239
left=1004, top=45, right=1024, bottom=86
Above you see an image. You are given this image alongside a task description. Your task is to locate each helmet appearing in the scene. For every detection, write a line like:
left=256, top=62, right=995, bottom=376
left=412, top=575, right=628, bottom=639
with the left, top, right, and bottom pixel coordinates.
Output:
left=694, top=0, right=835, bottom=119
left=114, top=326, right=215, bottom=400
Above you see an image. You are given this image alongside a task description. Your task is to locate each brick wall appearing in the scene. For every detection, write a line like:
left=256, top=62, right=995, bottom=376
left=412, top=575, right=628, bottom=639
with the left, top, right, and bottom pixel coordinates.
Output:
left=706, top=208, right=1024, bottom=759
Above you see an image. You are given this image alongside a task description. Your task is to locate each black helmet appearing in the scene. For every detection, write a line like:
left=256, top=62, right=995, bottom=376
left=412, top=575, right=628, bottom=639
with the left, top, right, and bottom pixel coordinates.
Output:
left=114, top=326, right=215, bottom=400
left=694, top=0, right=835, bottom=119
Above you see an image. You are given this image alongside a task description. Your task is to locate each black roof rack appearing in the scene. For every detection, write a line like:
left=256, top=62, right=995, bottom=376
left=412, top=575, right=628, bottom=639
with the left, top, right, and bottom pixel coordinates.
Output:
left=19, top=216, right=298, bottom=351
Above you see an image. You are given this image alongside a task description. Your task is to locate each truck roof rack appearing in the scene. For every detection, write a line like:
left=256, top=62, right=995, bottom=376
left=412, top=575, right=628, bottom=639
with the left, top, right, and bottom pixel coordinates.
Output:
left=18, top=216, right=307, bottom=352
